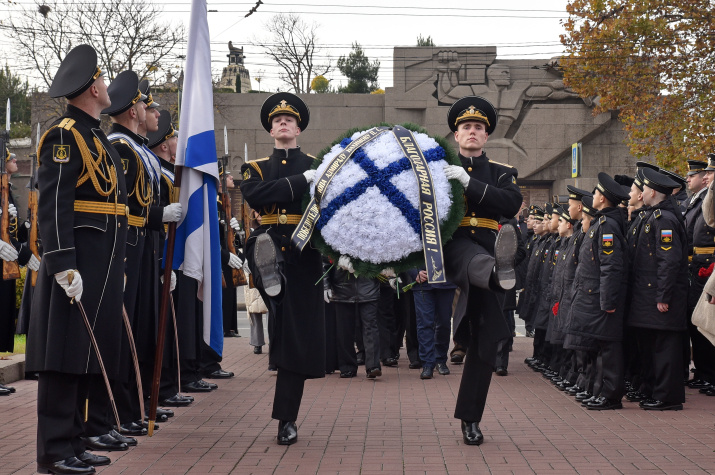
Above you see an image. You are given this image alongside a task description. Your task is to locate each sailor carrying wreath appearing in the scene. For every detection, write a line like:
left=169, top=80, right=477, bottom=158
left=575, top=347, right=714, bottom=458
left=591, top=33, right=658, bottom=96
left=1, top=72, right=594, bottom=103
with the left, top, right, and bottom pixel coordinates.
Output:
left=291, top=123, right=464, bottom=281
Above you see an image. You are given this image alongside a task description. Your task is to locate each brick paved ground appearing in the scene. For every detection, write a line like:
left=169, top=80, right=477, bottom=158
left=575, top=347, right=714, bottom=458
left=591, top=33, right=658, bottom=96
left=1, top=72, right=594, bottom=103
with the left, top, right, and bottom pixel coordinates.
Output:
left=2, top=337, right=714, bottom=474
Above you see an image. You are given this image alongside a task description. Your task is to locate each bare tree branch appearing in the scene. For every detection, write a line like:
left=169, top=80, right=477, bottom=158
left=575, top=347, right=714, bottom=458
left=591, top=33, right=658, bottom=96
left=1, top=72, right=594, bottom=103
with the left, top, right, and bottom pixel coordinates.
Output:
left=253, top=13, right=332, bottom=93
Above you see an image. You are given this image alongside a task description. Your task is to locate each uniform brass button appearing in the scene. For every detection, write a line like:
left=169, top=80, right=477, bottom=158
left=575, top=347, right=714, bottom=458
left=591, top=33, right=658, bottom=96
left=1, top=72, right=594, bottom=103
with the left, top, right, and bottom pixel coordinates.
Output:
left=648, top=283, right=651, bottom=287
left=470, top=218, right=478, bottom=226
left=278, top=214, right=288, bottom=224
left=589, top=289, right=592, bottom=293
left=468, top=167, right=472, bottom=172
left=282, top=160, right=287, bottom=165
left=118, top=222, right=122, bottom=228
left=282, top=209, right=286, bottom=213
left=471, top=230, right=475, bottom=234
left=281, top=247, right=286, bottom=251
left=471, top=212, right=475, bottom=217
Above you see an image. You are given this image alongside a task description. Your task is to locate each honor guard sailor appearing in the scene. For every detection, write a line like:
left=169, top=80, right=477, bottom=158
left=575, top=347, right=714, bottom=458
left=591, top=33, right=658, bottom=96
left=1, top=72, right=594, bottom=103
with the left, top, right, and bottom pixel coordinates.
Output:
left=27, top=44, right=129, bottom=474
left=441, top=96, right=522, bottom=445
left=239, top=92, right=325, bottom=446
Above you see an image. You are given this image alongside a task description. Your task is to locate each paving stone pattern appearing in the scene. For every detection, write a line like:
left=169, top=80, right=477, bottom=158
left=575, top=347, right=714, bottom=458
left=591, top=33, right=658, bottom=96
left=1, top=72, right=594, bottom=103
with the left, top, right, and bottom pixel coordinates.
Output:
left=1, top=338, right=714, bottom=474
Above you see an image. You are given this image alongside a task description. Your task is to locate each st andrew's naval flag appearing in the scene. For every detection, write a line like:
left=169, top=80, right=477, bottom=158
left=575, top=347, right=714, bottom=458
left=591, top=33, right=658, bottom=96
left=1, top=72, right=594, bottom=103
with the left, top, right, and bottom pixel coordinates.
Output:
left=172, top=0, right=223, bottom=356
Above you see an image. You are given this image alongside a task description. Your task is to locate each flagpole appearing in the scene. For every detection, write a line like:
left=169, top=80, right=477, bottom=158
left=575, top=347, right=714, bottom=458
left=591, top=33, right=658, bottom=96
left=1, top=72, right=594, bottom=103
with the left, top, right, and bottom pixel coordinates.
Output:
left=148, top=166, right=183, bottom=436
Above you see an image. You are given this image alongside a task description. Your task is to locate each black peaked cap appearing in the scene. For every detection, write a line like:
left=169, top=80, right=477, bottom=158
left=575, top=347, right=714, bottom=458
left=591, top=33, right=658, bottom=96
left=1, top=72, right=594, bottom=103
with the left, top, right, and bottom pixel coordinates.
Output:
left=687, top=159, right=707, bottom=176
left=658, top=168, right=686, bottom=188
left=641, top=167, right=680, bottom=194
left=147, top=110, right=176, bottom=149
left=447, top=96, right=498, bottom=134
left=581, top=196, right=595, bottom=216
left=139, top=79, right=160, bottom=108
left=260, top=92, right=309, bottom=132
left=49, top=44, right=102, bottom=99
left=102, top=71, right=144, bottom=116
left=566, top=185, right=592, bottom=201
left=595, top=172, right=629, bottom=206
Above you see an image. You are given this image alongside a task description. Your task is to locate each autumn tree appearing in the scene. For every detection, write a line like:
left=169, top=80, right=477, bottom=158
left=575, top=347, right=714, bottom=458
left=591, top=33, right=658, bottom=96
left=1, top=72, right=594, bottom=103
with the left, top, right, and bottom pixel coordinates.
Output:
left=337, top=43, right=380, bottom=94
left=310, top=75, right=331, bottom=93
left=560, top=1, right=715, bottom=170
left=255, top=13, right=332, bottom=94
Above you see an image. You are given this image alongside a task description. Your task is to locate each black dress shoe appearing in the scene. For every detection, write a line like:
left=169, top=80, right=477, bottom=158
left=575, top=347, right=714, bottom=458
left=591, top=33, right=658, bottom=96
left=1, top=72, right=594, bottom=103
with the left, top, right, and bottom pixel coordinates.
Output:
left=277, top=420, right=298, bottom=445
left=461, top=420, right=484, bottom=446
left=703, top=387, right=715, bottom=396
left=199, top=379, right=218, bottom=389
left=83, top=433, right=129, bottom=451
left=409, top=360, right=423, bottom=369
left=182, top=381, right=213, bottom=392
left=382, top=357, right=398, bottom=367
left=574, top=391, right=592, bottom=401
left=161, top=394, right=193, bottom=407
left=0, top=386, right=10, bottom=396
left=420, top=366, right=434, bottom=380
left=254, top=346, right=262, bottom=354
left=268, top=363, right=277, bottom=371
left=640, top=400, right=683, bottom=411
left=204, top=369, right=234, bottom=379
left=626, top=391, right=647, bottom=402
left=493, top=223, right=518, bottom=290
left=587, top=396, right=623, bottom=410
left=450, top=352, right=465, bottom=364
left=77, top=451, right=110, bottom=466
left=0, top=383, right=16, bottom=393
left=109, top=429, right=137, bottom=447
left=340, top=370, right=356, bottom=378
left=366, top=367, right=382, bottom=379
left=524, top=357, right=536, bottom=364
left=147, top=412, right=168, bottom=423
left=155, top=407, right=174, bottom=418
left=118, top=421, right=148, bottom=436
left=37, top=456, right=95, bottom=474
left=437, top=363, right=451, bottom=375
left=686, top=378, right=711, bottom=389
left=137, top=420, right=159, bottom=431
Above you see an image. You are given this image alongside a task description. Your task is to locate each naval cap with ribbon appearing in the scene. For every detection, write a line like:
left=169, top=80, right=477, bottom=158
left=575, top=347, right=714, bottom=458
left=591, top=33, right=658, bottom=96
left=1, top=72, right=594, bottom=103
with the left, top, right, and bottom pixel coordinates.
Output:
left=147, top=110, right=176, bottom=149
left=581, top=196, right=595, bottom=216
left=594, top=172, right=630, bottom=206
left=566, top=185, right=592, bottom=201
left=641, top=167, right=680, bottom=195
left=102, top=70, right=146, bottom=117
left=260, top=92, right=310, bottom=132
left=658, top=168, right=686, bottom=189
left=633, top=167, right=646, bottom=191
left=48, top=44, right=104, bottom=99
left=447, top=96, right=498, bottom=134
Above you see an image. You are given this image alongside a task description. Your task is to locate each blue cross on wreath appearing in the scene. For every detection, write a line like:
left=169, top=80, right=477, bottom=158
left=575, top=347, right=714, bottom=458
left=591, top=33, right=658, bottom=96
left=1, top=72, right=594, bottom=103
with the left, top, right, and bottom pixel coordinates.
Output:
left=315, top=136, right=446, bottom=235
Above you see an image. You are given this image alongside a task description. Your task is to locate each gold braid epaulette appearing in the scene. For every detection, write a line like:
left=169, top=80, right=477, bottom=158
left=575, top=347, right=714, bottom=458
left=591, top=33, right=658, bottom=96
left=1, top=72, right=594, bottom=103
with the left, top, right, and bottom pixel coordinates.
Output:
left=37, top=119, right=117, bottom=197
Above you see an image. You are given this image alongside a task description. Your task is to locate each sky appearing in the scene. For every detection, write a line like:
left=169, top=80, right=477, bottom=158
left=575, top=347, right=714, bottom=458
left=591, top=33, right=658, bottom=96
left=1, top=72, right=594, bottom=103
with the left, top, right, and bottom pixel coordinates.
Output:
left=1, top=0, right=572, bottom=92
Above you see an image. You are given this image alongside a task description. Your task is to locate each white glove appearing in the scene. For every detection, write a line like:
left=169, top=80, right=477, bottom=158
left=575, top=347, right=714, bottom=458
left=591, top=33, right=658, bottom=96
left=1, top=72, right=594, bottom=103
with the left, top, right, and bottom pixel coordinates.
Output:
left=444, top=164, right=470, bottom=188
left=229, top=217, right=241, bottom=232
left=160, top=271, right=177, bottom=291
left=55, top=269, right=83, bottom=302
left=228, top=252, right=243, bottom=269
left=324, top=288, right=333, bottom=303
left=26, top=254, right=40, bottom=271
left=162, top=203, right=182, bottom=223
left=388, top=277, right=402, bottom=290
left=303, top=169, right=317, bottom=184
left=25, top=221, right=31, bottom=229
left=0, top=240, right=18, bottom=262
left=7, top=204, right=17, bottom=218
left=337, top=255, right=354, bottom=273
left=242, top=259, right=251, bottom=275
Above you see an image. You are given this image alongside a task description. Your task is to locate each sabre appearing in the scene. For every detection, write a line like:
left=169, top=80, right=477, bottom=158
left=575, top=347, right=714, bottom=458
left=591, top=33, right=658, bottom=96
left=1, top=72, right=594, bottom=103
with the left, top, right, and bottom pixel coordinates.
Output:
left=67, top=270, right=121, bottom=431
left=170, top=294, right=182, bottom=397
left=121, top=305, right=145, bottom=424
left=1, top=99, right=20, bottom=280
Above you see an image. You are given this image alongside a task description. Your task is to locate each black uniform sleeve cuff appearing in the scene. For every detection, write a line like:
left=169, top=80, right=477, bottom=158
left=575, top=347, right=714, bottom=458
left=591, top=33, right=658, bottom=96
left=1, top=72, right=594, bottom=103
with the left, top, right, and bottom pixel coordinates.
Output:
left=221, top=248, right=230, bottom=266
left=145, top=206, right=165, bottom=230
left=44, top=248, right=77, bottom=276
left=465, top=179, right=488, bottom=204
left=286, top=174, right=309, bottom=201
left=17, top=244, right=32, bottom=267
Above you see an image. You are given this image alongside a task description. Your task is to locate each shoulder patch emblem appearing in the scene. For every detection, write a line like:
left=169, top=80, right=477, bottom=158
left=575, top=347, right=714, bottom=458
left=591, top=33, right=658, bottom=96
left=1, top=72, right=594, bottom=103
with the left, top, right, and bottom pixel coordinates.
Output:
left=661, top=229, right=673, bottom=243
left=645, top=224, right=651, bottom=233
left=243, top=168, right=251, bottom=180
left=589, top=229, right=595, bottom=238
left=602, top=233, right=613, bottom=247
left=512, top=176, right=517, bottom=184
left=53, top=144, right=70, bottom=163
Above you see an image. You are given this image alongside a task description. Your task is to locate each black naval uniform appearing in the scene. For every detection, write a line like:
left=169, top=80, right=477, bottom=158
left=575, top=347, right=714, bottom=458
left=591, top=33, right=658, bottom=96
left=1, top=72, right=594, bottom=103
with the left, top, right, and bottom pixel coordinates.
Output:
left=240, top=147, right=326, bottom=422
left=687, top=189, right=715, bottom=385
left=444, top=152, right=521, bottom=424
left=27, top=104, right=129, bottom=464
left=568, top=206, right=628, bottom=403
left=0, top=189, right=32, bottom=351
left=627, top=199, right=687, bottom=404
